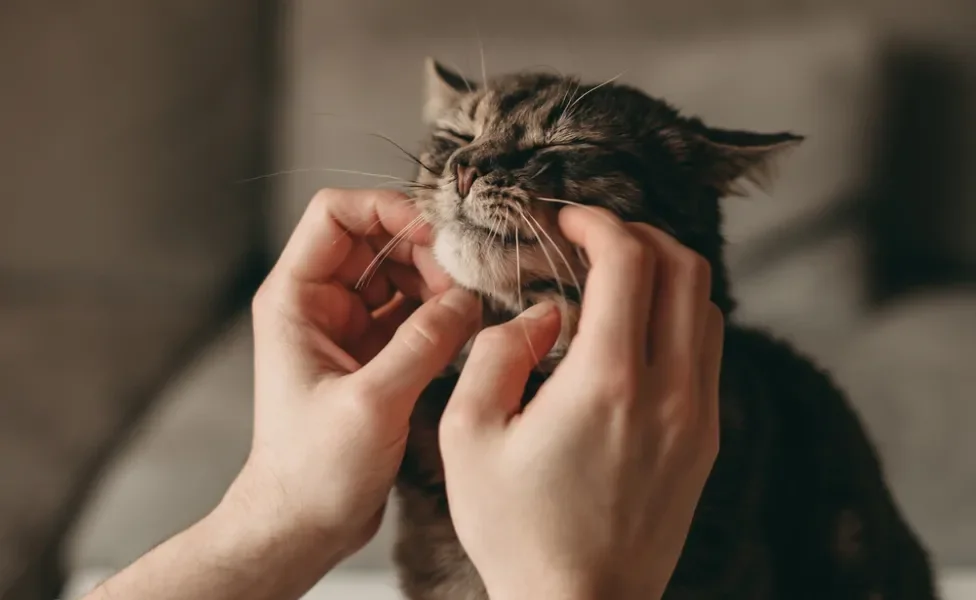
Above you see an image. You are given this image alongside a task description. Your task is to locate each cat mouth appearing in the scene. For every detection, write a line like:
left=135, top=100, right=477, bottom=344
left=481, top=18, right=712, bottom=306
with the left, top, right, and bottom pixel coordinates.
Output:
left=454, top=212, right=538, bottom=247
left=526, top=278, right=582, bottom=305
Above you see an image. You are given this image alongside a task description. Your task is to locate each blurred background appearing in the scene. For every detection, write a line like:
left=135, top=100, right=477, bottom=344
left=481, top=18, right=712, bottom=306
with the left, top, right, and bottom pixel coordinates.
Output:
left=2, top=1, right=974, bottom=599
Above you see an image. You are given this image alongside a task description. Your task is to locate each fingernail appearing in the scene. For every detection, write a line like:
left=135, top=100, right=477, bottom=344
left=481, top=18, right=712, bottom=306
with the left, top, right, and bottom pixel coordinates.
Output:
left=518, top=301, right=557, bottom=320
left=438, top=287, right=481, bottom=317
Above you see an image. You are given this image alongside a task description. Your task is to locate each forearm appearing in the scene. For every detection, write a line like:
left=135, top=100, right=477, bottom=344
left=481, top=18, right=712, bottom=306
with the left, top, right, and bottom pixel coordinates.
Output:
left=83, top=494, right=339, bottom=600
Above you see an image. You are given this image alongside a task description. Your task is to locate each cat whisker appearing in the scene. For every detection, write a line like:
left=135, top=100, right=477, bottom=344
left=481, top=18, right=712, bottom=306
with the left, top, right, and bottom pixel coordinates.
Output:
left=368, top=133, right=439, bottom=175
left=237, top=167, right=425, bottom=186
left=303, top=112, right=442, bottom=177
left=536, top=196, right=679, bottom=243
left=558, top=78, right=583, bottom=124
left=477, top=26, right=488, bottom=83
left=444, top=59, right=474, bottom=94
left=575, top=244, right=590, bottom=270
left=330, top=216, right=383, bottom=247
left=566, top=71, right=627, bottom=113
left=535, top=197, right=621, bottom=227
left=486, top=215, right=503, bottom=300
left=355, top=215, right=426, bottom=291
left=377, top=181, right=439, bottom=191
left=524, top=210, right=583, bottom=296
left=530, top=163, right=552, bottom=180
left=518, top=208, right=571, bottom=346
left=513, top=226, right=542, bottom=365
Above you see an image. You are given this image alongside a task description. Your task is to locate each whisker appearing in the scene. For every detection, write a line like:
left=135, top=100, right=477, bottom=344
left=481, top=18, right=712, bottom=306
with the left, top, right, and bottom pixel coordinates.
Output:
left=537, top=196, right=679, bottom=238
left=483, top=215, right=500, bottom=252
left=514, top=229, right=524, bottom=312
left=567, top=70, right=627, bottom=112
left=485, top=215, right=503, bottom=300
left=558, top=78, right=582, bottom=123
left=360, top=216, right=427, bottom=291
left=331, top=216, right=383, bottom=247
left=518, top=208, right=566, bottom=301
left=477, top=26, right=488, bottom=83
left=368, top=133, right=439, bottom=174
left=237, top=167, right=421, bottom=185
left=376, top=181, right=438, bottom=191
left=355, top=215, right=425, bottom=290
left=535, top=197, right=621, bottom=227
left=444, top=59, right=475, bottom=94
left=530, top=163, right=552, bottom=180
left=303, top=112, right=442, bottom=176
left=518, top=209, right=571, bottom=346
left=575, top=244, right=591, bottom=270
left=524, top=210, right=583, bottom=295
left=513, top=227, right=541, bottom=365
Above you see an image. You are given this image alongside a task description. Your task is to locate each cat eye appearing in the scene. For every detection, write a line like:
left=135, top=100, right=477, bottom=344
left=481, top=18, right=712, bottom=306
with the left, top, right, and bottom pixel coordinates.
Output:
left=436, top=128, right=474, bottom=144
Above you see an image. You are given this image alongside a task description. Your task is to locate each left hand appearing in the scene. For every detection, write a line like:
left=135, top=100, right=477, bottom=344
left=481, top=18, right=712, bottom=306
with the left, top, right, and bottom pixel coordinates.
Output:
left=223, top=188, right=481, bottom=565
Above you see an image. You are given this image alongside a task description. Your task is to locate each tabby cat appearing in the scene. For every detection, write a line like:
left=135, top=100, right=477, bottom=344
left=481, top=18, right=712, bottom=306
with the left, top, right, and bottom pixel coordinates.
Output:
left=393, top=58, right=938, bottom=600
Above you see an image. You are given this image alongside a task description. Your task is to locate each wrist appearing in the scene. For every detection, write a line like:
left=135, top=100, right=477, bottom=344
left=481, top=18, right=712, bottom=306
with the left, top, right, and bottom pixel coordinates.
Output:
left=210, top=465, right=345, bottom=576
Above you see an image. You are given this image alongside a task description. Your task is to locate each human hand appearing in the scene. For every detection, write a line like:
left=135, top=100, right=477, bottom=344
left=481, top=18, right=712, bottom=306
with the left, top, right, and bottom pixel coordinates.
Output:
left=223, top=188, right=481, bottom=568
left=439, top=207, right=724, bottom=600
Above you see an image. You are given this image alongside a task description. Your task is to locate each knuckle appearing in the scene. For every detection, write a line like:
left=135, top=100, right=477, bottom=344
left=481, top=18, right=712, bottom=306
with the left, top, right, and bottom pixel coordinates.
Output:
left=707, top=302, right=725, bottom=328
left=438, top=406, right=476, bottom=444
left=472, top=326, right=522, bottom=358
left=251, top=284, right=271, bottom=316
left=250, top=279, right=281, bottom=322
left=343, top=378, right=381, bottom=405
left=616, top=234, right=651, bottom=268
left=395, top=317, right=443, bottom=355
left=325, top=381, right=387, bottom=435
left=592, top=366, right=641, bottom=405
left=669, top=363, right=697, bottom=401
left=678, top=251, right=713, bottom=293
left=309, top=188, right=341, bottom=214
left=702, top=418, right=721, bottom=463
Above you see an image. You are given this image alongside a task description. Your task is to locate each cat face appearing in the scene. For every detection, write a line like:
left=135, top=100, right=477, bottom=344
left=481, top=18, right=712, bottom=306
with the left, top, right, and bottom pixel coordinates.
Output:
left=412, top=58, right=800, bottom=357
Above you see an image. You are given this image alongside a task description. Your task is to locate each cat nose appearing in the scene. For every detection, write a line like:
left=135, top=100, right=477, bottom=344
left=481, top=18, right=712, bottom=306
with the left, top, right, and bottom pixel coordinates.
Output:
left=455, top=164, right=480, bottom=198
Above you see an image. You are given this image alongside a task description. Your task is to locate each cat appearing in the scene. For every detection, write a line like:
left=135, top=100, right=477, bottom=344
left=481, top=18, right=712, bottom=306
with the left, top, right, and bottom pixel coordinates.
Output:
left=393, top=58, right=938, bottom=600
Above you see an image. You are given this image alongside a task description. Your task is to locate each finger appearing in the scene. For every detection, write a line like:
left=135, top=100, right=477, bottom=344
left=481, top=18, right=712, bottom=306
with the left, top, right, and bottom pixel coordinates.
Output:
left=366, top=231, right=426, bottom=267
left=349, top=295, right=423, bottom=364
left=636, top=224, right=712, bottom=382
left=385, top=262, right=436, bottom=301
left=698, top=303, right=724, bottom=443
left=441, top=302, right=561, bottom=436
left=413, top=245, right=455, bottom=295
left=557, top=206, right=655, bottom=368
left=350, top=288, right=482, bottom=411
left=274, top=188, right=430, bottom=284
left=332, top=238, right=393, bottom=308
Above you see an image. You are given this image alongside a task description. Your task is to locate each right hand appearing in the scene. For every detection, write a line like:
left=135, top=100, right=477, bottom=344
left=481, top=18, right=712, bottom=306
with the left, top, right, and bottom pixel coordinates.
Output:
left=439, top=206, right=725, bottom=600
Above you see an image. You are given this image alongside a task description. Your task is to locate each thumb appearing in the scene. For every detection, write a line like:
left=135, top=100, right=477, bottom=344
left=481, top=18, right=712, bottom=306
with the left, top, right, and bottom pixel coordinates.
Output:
left=351, top=288, right=482, bottom=407
left=440, top=301, right=561, bottom=442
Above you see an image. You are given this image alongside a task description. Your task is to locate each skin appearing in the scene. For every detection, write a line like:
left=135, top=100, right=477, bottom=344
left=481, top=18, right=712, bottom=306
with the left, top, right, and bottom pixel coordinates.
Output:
left=81, top=188, right=722, bottom=600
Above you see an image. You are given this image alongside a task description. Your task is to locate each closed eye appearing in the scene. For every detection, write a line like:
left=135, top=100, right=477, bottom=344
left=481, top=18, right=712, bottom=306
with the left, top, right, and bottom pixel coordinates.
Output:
left=533, top=140, right=603, bottom=153
left=435, top=128, right=474, bottom=144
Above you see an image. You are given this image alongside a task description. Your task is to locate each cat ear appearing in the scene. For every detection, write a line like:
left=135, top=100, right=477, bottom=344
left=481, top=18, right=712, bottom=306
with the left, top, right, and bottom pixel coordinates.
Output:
left=423, top=57, right=476, bottom=124
left=693, top=127, right=803, bottom=196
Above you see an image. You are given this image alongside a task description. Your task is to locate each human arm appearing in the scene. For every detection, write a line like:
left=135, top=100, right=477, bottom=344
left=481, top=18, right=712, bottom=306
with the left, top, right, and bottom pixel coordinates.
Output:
left=439, top=207, right=724, bottom=600
left=83, top=189, right=479, bottom=600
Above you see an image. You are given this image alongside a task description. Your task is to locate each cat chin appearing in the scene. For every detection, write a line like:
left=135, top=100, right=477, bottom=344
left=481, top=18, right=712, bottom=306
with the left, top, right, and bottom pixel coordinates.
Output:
left=438, top=294, right=580, bottom=379
left=432, top=222, right=523, bottom=304
left=430, top=222, right=583, bottom=377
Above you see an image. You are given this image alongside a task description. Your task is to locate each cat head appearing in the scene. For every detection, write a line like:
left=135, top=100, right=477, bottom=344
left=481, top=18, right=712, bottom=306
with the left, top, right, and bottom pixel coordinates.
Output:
left=412, top=58, right=801, bottom=360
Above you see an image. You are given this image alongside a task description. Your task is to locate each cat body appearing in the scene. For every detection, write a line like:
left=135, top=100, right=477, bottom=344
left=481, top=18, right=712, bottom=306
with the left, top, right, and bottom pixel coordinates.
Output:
left=393, top=59, right=937, bottom=600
